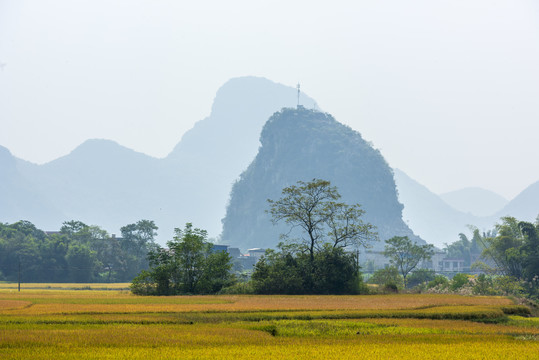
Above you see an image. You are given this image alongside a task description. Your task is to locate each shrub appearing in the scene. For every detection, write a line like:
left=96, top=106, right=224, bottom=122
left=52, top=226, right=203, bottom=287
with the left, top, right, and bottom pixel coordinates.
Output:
left=407, top=269, right=435, bottom=289
left=357, top=274, right=371, bottom=295
left=219, top=281, right=255, bottom=295
left=130, top=270, right=157, bottom=295
left=427, top=275, right=449, bottom=290
left=494, top=276, right=524, bottom=296
left=369, top=267, right=404, bottom=290
left=251, top=245, right=362, bottom=295
left=472, top=274, right=496, bottom=295
left=450, top=273, right=470, bottom=291
left=382, top=283, right=399, bottom=293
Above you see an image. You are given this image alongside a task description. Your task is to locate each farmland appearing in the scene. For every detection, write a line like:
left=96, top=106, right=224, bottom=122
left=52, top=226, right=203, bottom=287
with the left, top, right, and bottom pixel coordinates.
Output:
left=0, top=285, right=538, bottom=359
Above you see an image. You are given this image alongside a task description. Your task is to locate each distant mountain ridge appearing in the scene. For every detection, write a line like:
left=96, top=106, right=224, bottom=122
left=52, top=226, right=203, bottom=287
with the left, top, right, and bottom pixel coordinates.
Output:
left=221, top=107, right=422, bottom=251
left=0, top=146, right=65, bottom=225
left=440, top=187, right=508, bottom=217
left=495, top=181, right=539, bottom=222
left=1, top=76, right=537, bottom=247
left=2, top=77, right=317, bottom=241
left=394, top=169, right=538, bottom=247
left=393, top=169, right=487, bottom=247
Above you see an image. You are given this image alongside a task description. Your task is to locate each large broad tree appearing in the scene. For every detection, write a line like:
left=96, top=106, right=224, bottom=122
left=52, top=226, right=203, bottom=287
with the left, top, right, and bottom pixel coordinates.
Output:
left=383, top=236, right=434, bottom=287
left=263, top=179, right=376, bottom=293
left=267, top=179, right=377, bottom=262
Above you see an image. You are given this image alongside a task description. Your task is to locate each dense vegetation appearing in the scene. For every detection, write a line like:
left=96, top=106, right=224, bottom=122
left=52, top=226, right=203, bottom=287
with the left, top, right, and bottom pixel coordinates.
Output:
left=444, top=226, right=486, bottom=269
left=0, top=219, right=157, bottom=283
left=367, top=216, right=539, bottom=300
left=474, top=216, right=539, bottom=299
left=130, top=223, right=234, bottom=295
left=383, top=236, right=434, bottom=286
left=252, top=244, right=365, bottom=295
left=249, top=179, right=375, bottom=295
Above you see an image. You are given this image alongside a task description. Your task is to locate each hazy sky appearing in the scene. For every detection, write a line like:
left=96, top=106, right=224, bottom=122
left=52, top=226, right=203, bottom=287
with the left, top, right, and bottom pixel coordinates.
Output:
left=1, top=0, right=538, bottom=200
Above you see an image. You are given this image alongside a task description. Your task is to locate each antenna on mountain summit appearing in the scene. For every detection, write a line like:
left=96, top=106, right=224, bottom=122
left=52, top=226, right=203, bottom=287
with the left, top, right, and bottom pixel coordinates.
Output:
left=296, top=83, right=300, bottom=108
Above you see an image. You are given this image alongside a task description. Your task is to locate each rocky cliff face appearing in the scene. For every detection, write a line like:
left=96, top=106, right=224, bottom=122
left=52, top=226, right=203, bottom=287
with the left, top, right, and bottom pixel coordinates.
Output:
left=221, top=107, right=422, bottom=251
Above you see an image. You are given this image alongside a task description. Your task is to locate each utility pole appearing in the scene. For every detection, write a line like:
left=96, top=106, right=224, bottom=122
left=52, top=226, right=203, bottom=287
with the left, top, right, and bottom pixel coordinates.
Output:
left=356, top=249, right=360, bottom=274
left=18, top=259, right=21, bottom=292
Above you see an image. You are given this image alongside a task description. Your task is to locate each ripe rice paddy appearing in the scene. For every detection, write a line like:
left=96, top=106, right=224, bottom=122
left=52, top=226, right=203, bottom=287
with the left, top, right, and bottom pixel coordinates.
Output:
left=0, top=286, right=537, bottom=359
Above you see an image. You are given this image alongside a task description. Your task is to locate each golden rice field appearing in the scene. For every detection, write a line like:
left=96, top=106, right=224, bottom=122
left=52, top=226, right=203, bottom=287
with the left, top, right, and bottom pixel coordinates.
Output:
left=0, top=285, right=538, bottom=359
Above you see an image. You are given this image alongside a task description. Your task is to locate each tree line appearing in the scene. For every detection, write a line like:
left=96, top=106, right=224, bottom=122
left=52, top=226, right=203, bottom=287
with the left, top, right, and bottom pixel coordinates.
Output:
left=366, top=216, right=539, bottom=300
left=0, top=219, right=158, bottom=283
left=131, top=179, right=378, bottom=295
left=3, top=179, right=536, bottom=300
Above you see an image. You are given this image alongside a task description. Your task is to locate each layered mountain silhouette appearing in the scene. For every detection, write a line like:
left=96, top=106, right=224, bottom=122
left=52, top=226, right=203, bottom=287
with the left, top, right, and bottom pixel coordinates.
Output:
left=393, top=169, right=487, bottom=247
left=157, top=77, right=316, bottom=239
left=16, top=139, right=159, bottom=231
left=394, top=169, right=538, bottom=247
left=495, top=181, right=539, bottom=221
left=2, top=77, right=316, bottom=240
left=0, top=146, right=65, bottom=226
left=440, top=187, right=508, bottom=217
left=1, top=76, right=537, bottom=248
left=220, top=108, right=422, bottom=251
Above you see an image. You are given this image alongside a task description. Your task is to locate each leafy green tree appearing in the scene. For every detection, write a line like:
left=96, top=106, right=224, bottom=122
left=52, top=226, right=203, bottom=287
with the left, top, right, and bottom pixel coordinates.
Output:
left=36, top=233, right=69, bottom=282
left=449, top=273, right=470, bottom=291
left=475, top=216, right=539, bottom=298
left=251, top=246, right=305, bottom=294
left=168, top=224, right=209, bottom=293
left=267, top=179, right=376, bottom=291
left=268, top=179, right=336, bottom=262
left=131, top=223, right=233, bottom=295
left=0, top=219, right=159, bottom=283
left=196, top=250, right=236, bottom=294
left=267, top=179, right=376, bottom=260
left=312, top=245, right=361, bottom=294
left=61, top=221, right=93, bottom=243
left=477, top=217, right=526, bottom=278
left=119, top=220, right=159, bottom=280
left=519, top=220, right=539, bottom=283
left=0, top=221, right=43, bottom=282
left=129, top=270, right=156, bottom=295
left=383, top=236, right=434, bottom=287
left=66, top=243, right=98, bottom=282
left=61, top=220, right=116, bottom=282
